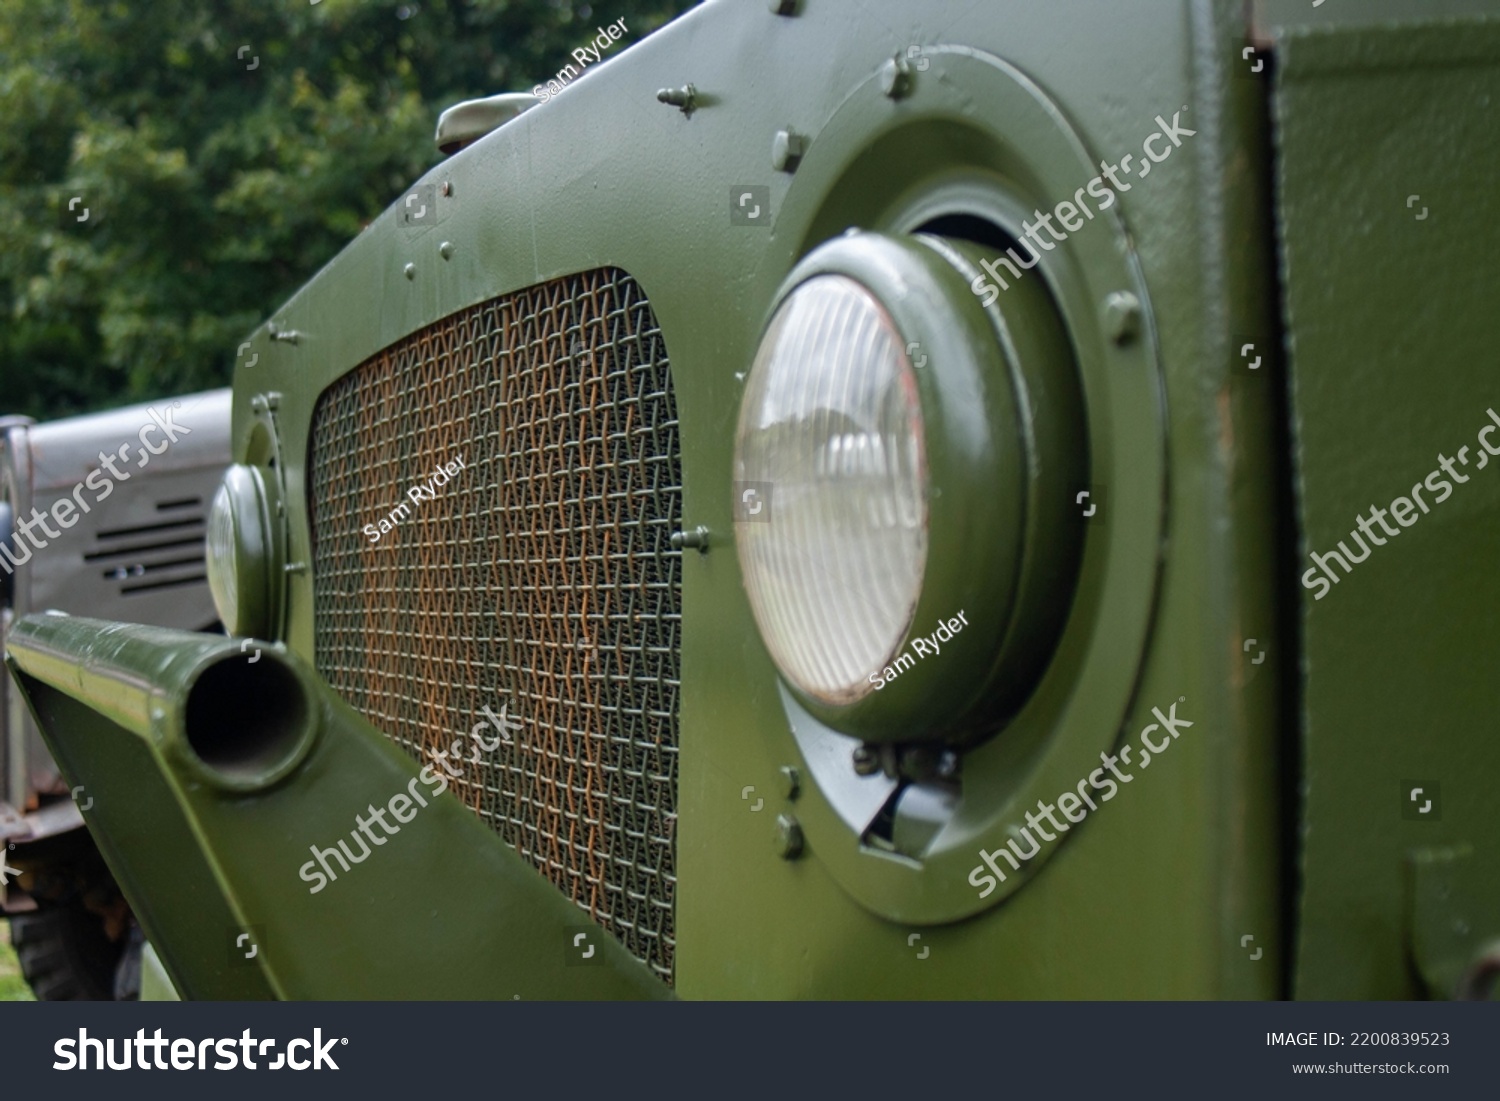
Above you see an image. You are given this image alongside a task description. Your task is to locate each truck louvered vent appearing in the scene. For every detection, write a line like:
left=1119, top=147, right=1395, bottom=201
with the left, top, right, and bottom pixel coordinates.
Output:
left=85, top=500, right=208, bottom=596
left=308, top=268, right=681, bottom=983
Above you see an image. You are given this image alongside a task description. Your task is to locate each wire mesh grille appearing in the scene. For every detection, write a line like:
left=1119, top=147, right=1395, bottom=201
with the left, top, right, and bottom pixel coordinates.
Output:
left=307, top=268, right=681, bottom=983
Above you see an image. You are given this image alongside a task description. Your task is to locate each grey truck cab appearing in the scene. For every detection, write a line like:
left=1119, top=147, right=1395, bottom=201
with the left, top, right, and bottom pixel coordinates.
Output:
left=0, top=390, right=230, bottom=998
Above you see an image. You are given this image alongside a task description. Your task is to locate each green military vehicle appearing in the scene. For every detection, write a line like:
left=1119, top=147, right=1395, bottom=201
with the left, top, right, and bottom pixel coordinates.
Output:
left=6, top=0, right=1500, bottom=1000
left=1, top=391, right=231, bottom=998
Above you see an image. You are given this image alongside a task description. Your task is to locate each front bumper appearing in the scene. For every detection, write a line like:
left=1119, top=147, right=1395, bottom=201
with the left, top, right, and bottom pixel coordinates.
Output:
left=4, top=613, right=668, bottom=1000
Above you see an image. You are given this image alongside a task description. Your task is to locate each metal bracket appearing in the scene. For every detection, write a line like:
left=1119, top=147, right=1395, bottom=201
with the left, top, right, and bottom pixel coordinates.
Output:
left=1408, top=846, right=1500, bottom=999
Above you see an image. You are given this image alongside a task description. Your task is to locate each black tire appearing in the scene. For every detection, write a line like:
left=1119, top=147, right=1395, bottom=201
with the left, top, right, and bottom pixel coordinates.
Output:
left=9, top=904, right=125, bottom=1001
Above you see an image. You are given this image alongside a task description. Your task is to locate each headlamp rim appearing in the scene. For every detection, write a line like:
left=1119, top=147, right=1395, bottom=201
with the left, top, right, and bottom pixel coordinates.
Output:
left=734, top=230, right=1035, bottom=743
left=207, top=464, right=280, bottom=639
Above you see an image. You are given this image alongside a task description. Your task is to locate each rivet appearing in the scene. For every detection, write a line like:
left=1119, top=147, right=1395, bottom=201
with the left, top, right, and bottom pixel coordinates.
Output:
left=1103, top=291, right=1142, bottom=346
left=404, top=262, right=417, bottom=280
left=439, top=241, right=454, bottom=260
left=656, top=84, right=698, bottom=116
left=779, top=765, right=801, bottom=801
left=768, top=0, right=798, bottom=14
left=772, top=129, right=806, bottom=172
left=670, top=526, right=710, bottom=552
left=880, top=55, right=914, bottom=99
left=774, top=814, right=804, bottom=860
left=440, top=181, right=453, bottom=197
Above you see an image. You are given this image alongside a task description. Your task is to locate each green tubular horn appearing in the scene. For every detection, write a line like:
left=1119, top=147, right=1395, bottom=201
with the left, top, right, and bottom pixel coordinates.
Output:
left=4, top=613, right=670, bottom=1001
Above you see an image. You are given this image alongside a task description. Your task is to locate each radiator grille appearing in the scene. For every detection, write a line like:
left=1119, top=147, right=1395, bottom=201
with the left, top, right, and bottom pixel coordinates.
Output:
left=308, top=269, right=681, bottom=982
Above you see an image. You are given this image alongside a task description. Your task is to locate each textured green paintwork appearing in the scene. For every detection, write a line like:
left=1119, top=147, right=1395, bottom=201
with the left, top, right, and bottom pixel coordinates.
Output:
left=234, top=0, right=1282, bottom=999
left=8, top=0, right=1294, bottom=997
left=6, top=616, right=667, bottom=999
left=140, top=943, right=180, bottom=1002
left=1255, top=0, right=1500, bottom=40
left=1274, top=16, right=1500, bottom=999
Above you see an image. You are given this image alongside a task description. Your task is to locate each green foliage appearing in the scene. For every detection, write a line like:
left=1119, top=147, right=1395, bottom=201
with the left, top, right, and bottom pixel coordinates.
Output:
left=0, top=0, right=695, bottom=420
left=0, top=921, right=34, bottom=1001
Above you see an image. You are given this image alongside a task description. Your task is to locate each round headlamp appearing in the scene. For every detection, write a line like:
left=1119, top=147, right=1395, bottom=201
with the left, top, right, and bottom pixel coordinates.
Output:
left=206, top=464, right=280, bottom=638
left=733, top=231, right=1086, bottom=744
left=735, top=274, right=927, bottom=705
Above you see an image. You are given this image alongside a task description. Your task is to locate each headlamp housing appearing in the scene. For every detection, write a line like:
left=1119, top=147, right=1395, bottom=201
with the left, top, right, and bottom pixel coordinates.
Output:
left=733, top=231, right=1086, bottom=745
left=206, top=463, right=281, bottom=639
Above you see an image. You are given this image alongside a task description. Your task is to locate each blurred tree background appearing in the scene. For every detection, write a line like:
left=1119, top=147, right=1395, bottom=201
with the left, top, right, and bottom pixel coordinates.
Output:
left=0, top=0, right=695, bottom=419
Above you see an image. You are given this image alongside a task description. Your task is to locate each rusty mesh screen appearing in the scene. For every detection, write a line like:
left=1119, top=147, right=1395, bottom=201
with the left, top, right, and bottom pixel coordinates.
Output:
left=308, top=268, right=680, bottom=983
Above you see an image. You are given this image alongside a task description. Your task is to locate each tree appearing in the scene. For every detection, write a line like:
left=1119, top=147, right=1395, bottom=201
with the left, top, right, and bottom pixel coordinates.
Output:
left=0, top=0, right=695, bottom=420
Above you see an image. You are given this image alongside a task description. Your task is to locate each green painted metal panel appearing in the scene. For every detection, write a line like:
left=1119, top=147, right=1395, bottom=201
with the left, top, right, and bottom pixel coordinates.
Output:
left=8, top=0, right=1299, bottom=998
left=6, top=616, right=667, bottom=1000
left=234, top=0, right=1283, bottom=999
left=1275, top=15, right=1500, bottom=998
left=139, top=942, right=181, bottom=1002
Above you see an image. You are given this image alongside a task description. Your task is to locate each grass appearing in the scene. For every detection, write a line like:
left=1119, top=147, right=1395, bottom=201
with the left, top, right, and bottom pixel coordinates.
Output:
left=0, top=918, right=37, bottom=1000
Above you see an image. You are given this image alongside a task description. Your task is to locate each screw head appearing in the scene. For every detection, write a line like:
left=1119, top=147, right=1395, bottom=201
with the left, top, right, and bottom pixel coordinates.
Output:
left=1103, top=291, right=1142, bottom=345
left=656, top=85, right=698, bottom=115
left=670, top=526, right=710, bottom=552
left=774, top=814, right=804, bottom=859
left=852, top=744, right=881, bottom=776
left=772, top=129, right=807, bottom=172
left=779, top=765, right=801, bottom=801
left=880, top=55, right=914, bottom=99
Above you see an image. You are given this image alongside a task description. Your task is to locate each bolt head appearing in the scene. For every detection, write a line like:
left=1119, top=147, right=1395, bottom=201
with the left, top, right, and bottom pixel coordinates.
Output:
left=772, top=129, right=806, bottom=172
left=880, top=56, right=914, bottom=99
left=774, top=814, right=804, bottom=859
left=1103, top=291, right=1142, bottom=345
left=852, top=744, right=881, bottom=776
left=779, top=765, right=801, bottom=801
left=670, top=526, right=709, bottom=552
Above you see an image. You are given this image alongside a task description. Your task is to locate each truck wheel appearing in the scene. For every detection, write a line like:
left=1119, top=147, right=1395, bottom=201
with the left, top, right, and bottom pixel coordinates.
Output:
left=9, top=904, right=126, bottom=1001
